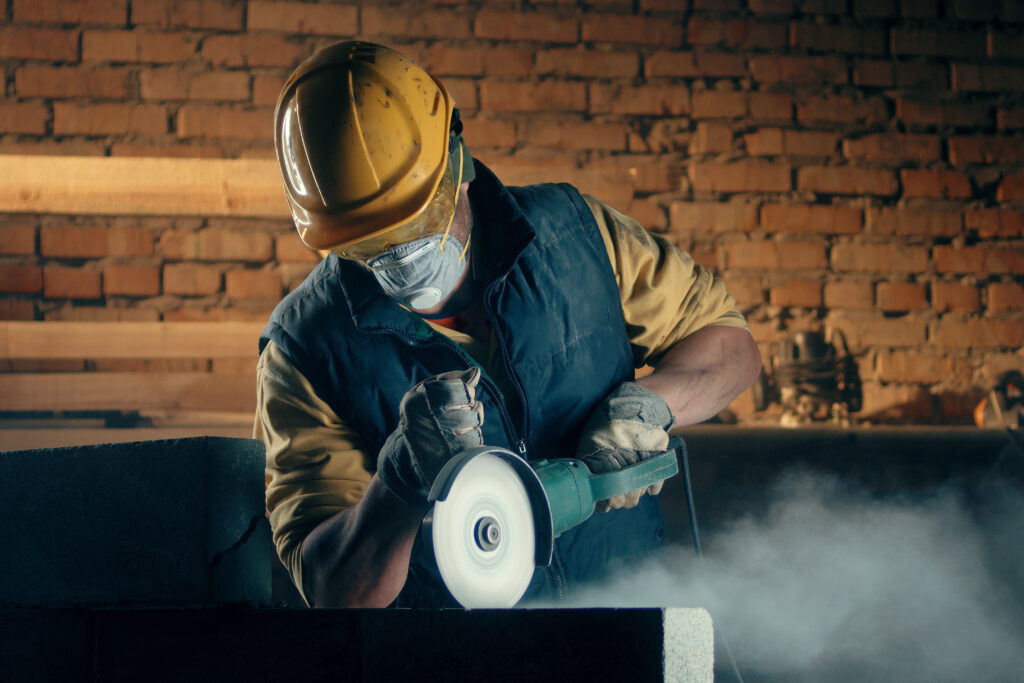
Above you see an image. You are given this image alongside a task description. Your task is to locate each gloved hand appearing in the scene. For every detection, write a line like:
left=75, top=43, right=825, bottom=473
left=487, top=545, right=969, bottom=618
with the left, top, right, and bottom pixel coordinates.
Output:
left=376, top=367, right=484, bottom=507
left=576, top=382, right=675, bottom=513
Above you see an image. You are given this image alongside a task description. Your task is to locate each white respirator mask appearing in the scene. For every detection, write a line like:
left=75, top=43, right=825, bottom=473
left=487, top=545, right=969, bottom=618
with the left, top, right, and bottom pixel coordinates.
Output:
left=366, top=231, right=468, bottom=310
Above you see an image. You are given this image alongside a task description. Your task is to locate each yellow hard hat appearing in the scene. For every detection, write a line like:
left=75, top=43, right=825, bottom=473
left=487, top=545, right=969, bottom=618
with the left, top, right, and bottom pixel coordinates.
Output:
left=274, top=41, right=455, bottom=251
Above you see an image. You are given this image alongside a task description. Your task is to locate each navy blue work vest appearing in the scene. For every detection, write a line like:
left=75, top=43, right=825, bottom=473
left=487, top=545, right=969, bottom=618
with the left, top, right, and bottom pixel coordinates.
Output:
left=261, top=162, right=664, bottom=606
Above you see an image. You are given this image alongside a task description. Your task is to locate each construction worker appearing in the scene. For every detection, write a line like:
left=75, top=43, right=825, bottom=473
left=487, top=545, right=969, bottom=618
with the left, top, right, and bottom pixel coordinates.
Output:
left=256, top=41, right=762, bottom=608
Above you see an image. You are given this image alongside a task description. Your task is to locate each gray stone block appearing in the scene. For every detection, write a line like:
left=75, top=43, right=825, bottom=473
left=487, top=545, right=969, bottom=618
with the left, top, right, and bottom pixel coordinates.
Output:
left=0, top=437, right=270, bottom=607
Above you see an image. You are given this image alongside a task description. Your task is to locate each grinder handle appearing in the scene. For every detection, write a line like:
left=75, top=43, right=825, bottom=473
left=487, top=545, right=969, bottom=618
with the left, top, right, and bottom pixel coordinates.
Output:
left=586, top=438, right=683, bottom=503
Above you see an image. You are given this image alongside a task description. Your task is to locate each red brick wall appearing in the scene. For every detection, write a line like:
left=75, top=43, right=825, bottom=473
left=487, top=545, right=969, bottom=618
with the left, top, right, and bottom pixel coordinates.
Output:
left=1, top=0, right=1023, bottom=423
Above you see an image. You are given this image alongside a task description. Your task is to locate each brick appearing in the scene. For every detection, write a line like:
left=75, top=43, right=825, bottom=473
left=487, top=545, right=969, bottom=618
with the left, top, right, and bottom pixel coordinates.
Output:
left=897, top=99, right=990, bottom=128
left=201, top=35, right=303, bottom=68
left=892, top=28, right=986, bottom=58
left=875, top=350, right=962, bottom=384
left=583, top=14, right=683, bottom=45
left=900, top=170, right=972, bottom=199
left=948, top=137, right=1024, bottom=165
left=462, top=117, right=516, bottom=149
left=802, top=0, right=848, bottom=12
left=877, top=281, right=927, bottom=311
left=83, top=30, right=195, bottom=63
left=998, top=173, right=1024, bottom=201
left=558, top=122, right=628, bottom=151
left=761, top=204, right=861, bottom=234
left=689, top=122, right=733, bottom=154
left=868, top=207, right=961, bottom=237
left=770, top=278, right=823, bottom=307
left=964, top=209, right=1024, bottom=238
left=0, top=103, right=48, bottom=135
left=932, top=281, right=981, bottom=313
left=0, top=26, right=79, bottom=61
left=721, top=240, right=826, bottom=269
left=831, top=243, right=929, bottom=272
left=990, top=32, right=1024, bottom=60
left=854, top=0, right=898, bottom=16
left=225, top=268, right=281, bottom=299
left=0, top=265, right=43, bottom=294
left=748, top=93, right=793, bottom=120
left=363, top=5, right=470, bottom=39
left=176, top=105, right=273, bottom=140
left=131, top=0, right=243, bottom=30
left=693, top=0, right=742, bottom=8
left=690, top=91, right=746, bottom=119
left=750, top=0, right=795, bottom=12
left=798, top=167, right=898, bottom=196
left=473, top=9, right=577, bottom=42
left=482, top=81, right=586, bottom=113
left=798, top=95, right=887, bottom=124
left=687, top=18, right=787, bottom=49
left=141, top=70, right=250, bottom=101
left=934, top=246, right=1024, bottom=274
left=824, top=279, right=874, bottom=308
left=13, top=0, right=126, bottom=24
left=15, top=66, right=132, bottom=99
left=987, top=282, right=1024, bottom=311
left=999, top=105, right=1024, bottom=130
left=444, top=79, right=478, bottom=112
left=853, top=60, right=946, bottom=90
left=103, top=265, right=160, bottom=296
left=425, top=47, right=535, bottom=78
left=670, top=201, right=759, bottom=233
left=253, top=75, right=286, bottom=107
left=43, top=266, right=101, bottom=299
left=615, top=199, right=661, bottom=232
left=0, top=299, right=35, bottom=320
left=110, top=143, right=226, bottom=157
left=646, top=51, right=745, bottom=79
left=828, top=313, right=929, bottom=348
left=901, top=0, right=938, bottom=17
left=586, top=156, right=681, bottom=193
left=108, top=227, right=154, bottom=257
left=197, top=229, right=273, bottom=262
left=40, top=226, right=108, bottom=258
left=537, top=49, right=638, bottom=78
left=952, top=64, right=1024, bottom=93
left=689, top=161, right=791, bottom=193
left=749, top=55, right=848, bottom=85
left=590, top=84, right=688, bottom=116
left=790, top=21, right=886, bottom=54
left=248, top=2, right=357, bottom=35
left=53, top=103, right=166, bottom=136
left=745, top=129, right=838, bottom=157
left=44, top=306, right=159, bottom=322
left=857, top=382, right=934, bottom=421
left=843, top=134, right=941, bottom=163
left=0, top=223, right=36, bottom=255
left=722, top=273, right=765, bottom=304
left=162, top=263, right=221, bottom=295
left=932, top=317, right=1024, bottom=349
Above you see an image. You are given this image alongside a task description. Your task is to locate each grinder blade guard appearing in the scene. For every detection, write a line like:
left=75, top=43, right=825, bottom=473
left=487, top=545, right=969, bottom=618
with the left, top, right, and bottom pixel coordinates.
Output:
left=423, top=440, right=682, bottom=608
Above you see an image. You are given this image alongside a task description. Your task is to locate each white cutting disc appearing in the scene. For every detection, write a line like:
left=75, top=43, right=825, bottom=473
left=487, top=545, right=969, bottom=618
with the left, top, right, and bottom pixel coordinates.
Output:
left=431, top=452, right=536, bottom=608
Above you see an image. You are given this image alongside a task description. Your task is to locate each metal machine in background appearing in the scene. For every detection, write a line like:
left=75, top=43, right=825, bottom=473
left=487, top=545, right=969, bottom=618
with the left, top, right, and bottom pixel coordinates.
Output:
left=755, top=330, right=862, bottom=427
left=422, top=441, right=682, bottom=608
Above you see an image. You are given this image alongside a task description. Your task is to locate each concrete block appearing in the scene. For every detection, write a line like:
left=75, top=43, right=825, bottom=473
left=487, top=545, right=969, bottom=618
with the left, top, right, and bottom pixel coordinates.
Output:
left=0, top=607, right=714, bottom=682
left=0, top=437, right=270, bottom=607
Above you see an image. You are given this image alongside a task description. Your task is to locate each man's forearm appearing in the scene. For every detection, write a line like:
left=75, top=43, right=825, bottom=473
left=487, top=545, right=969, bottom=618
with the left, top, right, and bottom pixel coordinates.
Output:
left=637, top=325, right=762, bottom=427
left=300, top=474, right=427, bottom=607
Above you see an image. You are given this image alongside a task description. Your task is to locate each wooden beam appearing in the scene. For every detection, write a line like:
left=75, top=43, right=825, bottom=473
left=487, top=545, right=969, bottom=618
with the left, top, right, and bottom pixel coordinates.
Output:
left=0, top=322, right=265, bottom=359
left=0, top=155, right=289, bottom=217
left=0, top=373, right=256, bottom=412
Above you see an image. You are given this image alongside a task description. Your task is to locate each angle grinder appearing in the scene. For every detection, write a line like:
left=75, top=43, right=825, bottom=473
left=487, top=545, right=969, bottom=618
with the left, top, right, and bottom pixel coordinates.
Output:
left=421, top=438, right=683, bottom=608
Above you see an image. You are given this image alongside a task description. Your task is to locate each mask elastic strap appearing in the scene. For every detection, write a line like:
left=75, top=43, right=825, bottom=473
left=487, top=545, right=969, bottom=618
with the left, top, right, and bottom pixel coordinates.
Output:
left=438, top=141, right=465, bottom=257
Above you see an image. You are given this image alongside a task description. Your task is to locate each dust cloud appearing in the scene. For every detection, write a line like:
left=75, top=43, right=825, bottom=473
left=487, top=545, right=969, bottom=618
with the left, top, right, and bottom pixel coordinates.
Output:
left=544, top=472, right=1024, bottom=682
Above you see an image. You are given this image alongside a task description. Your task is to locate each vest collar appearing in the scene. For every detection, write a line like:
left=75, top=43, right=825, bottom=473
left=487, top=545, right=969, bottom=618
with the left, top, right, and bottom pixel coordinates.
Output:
left=337, top=160, right=536, bottom=336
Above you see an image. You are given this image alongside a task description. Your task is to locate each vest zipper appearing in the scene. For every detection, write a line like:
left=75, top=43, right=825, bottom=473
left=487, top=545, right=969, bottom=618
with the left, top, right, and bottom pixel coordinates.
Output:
left=481, top=295, right=531, bottom=459
left=549, top=543, right=566, bottom=601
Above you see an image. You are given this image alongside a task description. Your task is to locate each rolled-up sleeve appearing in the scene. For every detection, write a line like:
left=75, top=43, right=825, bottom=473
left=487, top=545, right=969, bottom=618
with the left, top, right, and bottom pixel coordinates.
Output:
left=254, top=341, right=373, bottom=599
left=583, top=195, right=748, bottom=367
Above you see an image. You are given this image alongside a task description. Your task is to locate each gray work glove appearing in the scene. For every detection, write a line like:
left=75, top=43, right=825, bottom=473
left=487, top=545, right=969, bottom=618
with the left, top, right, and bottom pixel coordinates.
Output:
left=576, top=382, right=675, bottom=513
left=376, top=368, right=485, bottom=508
